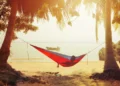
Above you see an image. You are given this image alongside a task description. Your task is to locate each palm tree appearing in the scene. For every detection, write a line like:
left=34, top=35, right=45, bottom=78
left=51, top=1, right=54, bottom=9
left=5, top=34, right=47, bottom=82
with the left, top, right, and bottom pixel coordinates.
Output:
left=104, top=0, right=119, bottom=71
left=83, top=0, right=120, bottom=77
left=0, top=0, right=38, bottom=67
left=0, top=0, right=18, bottom=67
left=0, top=0, right=81, bottom=67
left=89, top=0, right=120, bottom=79
left=95, top=3, right=100, bottom=42
left=0, top=0, right=62, bottom=67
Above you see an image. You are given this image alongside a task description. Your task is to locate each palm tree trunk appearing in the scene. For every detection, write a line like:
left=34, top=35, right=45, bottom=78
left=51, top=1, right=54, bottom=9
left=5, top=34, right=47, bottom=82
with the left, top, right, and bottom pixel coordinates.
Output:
left=95, top=4, right=99, bottom=42
left=104, top=0, right=119, bottom=71
left=0, top=0, right=18, bottom=66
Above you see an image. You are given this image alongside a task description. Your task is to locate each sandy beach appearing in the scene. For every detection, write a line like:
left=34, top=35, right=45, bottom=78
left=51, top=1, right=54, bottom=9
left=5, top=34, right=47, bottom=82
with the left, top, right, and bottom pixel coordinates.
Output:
left=9, top=61, right=104, bottom=75
left=8, top=61, right=120, bottom=86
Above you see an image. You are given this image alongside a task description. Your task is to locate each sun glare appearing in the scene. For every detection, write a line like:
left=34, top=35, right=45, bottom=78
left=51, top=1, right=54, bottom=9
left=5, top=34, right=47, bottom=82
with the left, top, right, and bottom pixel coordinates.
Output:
left=16, top=3, right=120, bottom=43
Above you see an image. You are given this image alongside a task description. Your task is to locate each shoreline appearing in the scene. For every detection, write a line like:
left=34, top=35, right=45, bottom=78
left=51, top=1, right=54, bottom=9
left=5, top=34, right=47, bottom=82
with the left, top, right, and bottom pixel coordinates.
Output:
left=9, top=61, right=105, bottom=75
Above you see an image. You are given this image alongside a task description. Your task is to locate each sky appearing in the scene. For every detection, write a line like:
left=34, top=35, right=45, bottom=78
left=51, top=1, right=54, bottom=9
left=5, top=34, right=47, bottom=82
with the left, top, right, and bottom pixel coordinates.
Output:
left=16, top=4, right=98, bottom=43
left=15, top=3, right=120, bottom=43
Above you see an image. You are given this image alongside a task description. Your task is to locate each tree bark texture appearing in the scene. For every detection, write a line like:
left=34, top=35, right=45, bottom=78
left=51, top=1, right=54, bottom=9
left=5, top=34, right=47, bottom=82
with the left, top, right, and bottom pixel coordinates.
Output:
left=0, top=0, right=18, bottom=66
left=104, top=0, right=119, bottom=71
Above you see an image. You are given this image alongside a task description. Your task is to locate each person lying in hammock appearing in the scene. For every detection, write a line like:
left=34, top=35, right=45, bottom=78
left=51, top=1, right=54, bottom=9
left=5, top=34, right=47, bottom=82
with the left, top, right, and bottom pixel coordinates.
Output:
left=57, top=55, right=76, bottom=68
left=71, top=55, right=76, bottom=62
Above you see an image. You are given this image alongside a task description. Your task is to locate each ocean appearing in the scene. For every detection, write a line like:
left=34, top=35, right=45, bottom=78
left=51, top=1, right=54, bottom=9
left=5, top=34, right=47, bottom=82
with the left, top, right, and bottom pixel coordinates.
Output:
left=8, top=42, right=105, bottom=62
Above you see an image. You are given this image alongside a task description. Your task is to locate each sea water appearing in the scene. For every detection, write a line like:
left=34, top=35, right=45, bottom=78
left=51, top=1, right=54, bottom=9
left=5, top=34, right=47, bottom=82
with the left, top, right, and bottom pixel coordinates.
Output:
left=8, top=42, right=105, bottom=62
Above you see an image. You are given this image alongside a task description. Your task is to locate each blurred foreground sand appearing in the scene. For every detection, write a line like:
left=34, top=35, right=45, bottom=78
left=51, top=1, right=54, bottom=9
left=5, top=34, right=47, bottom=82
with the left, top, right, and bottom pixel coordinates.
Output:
left=8, top=61, right=120, bottom=86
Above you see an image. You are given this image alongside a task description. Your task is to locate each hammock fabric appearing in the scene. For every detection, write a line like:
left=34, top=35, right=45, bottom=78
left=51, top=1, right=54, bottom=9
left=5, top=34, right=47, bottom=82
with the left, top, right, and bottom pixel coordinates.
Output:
left=30, top=44, right=86, bottom=67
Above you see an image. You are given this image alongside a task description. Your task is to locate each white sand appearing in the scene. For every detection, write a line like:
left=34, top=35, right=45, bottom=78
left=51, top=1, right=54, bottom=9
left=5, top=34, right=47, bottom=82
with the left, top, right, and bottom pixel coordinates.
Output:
left=9, top=61, right=105, bottom=75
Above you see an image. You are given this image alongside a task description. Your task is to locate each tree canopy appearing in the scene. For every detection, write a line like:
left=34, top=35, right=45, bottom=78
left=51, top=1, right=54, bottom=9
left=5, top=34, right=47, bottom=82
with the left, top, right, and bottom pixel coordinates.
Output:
left=0, top=0, right=120, bottom=38
left=0, top=0, right=82, bottom=38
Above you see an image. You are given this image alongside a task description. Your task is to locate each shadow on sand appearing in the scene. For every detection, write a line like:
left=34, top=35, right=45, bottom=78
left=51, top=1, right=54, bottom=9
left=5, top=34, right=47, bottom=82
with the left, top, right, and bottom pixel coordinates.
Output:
left=16, top=71, right=120, bottom=86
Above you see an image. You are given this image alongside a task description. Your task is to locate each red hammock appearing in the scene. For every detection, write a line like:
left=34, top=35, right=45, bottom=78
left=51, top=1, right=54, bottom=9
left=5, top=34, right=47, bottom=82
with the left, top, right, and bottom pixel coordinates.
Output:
left=30, top=44, right=86, bottom=67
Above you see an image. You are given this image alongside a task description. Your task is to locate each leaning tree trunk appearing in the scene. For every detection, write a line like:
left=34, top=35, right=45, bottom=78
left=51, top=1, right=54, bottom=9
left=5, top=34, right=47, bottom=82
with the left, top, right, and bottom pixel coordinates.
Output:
left=104, top=0, right=119, bottom=71
left=0, top=0, right=18, bottom=67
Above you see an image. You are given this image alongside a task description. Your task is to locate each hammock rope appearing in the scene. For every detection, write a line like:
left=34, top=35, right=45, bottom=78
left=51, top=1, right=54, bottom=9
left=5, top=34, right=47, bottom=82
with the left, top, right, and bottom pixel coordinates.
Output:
left=86, top=42, right=104, bottom=54
left=27, top=43, right=29, bottom=60
left=18, top=37, right=104, bottom=67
